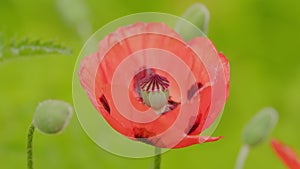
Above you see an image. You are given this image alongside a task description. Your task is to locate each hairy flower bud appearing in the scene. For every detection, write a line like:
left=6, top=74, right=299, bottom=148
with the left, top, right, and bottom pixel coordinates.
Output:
left=175, top=3, right=210, bottom=40
left=33, top=100, right=73, bottom=134
left=242, top=107, right=278, bottom=147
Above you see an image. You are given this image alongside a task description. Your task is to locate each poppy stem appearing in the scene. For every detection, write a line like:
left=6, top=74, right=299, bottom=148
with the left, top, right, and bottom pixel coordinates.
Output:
left=27, top=124, right=35, bottom=169
left=154, top=147, right=161, bottom=169
left=235, top=144, right=250, bottom=169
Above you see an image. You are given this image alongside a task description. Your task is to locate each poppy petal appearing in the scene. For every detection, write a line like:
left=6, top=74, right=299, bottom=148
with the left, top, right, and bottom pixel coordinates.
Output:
left=173, top=135, right=223, bottom=148
left=189, top=37, right=228, bottom=131
left=94, top=23, right=205, bottom=135
left=79, top=22, right=229, bottom=148
left=185, top=85, right=211, bottom=135
left=79, top=52, right=101, bottom=107
left=271, top=139, right=300, bottom=169
left=219, top=52, right=230, bottom=99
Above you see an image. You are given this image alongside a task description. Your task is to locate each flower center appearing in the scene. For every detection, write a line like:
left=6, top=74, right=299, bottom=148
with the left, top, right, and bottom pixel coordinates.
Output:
left=140, top=73, right=170, bottom=114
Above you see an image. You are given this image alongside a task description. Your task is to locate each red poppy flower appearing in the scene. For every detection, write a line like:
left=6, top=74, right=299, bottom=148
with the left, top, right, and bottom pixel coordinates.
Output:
left=271, top=139, right=300, bottom=169
left=79, top=22, right=230, bottom=148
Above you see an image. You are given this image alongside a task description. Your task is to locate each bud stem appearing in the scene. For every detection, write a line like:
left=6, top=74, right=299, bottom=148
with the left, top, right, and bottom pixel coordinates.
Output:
left=153, top=147, right=161, bottom=169
left=235, top=144, right=250, bottom=169
left=27, top=124, right=35, bottom=169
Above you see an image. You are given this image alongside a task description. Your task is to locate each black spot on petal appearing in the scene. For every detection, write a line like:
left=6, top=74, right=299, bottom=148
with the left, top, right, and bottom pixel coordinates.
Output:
left=167, top=100, right=180, bottom=111
left=187, top=82, right=203, bottom=100
left=187, top=121, right=200, bottom=135
left=99, top=95, right=110, bottom=114
left=133, top=127, right=156, bottom=145
left=186, top=114, right=202, bottom=135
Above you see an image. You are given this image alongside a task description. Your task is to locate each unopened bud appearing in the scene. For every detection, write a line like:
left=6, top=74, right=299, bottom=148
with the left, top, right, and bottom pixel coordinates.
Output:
left=175, top=3, right=210, bottom=40
left=33, top=100, right=73, bottom=134
left=242, top=107, right=278, bottom=147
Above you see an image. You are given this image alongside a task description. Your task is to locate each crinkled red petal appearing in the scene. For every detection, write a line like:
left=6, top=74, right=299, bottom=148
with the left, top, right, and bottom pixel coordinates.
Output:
left=79, top=22, right=229, bottom=148
left=271, top=139, right=300, bottom=169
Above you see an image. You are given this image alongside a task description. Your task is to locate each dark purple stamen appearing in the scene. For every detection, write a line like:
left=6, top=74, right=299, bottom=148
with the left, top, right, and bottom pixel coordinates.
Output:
left=133, top=68, right=155, bottom=97
left=166, top=100, right=180, bottom=112
left=140, top=74, right=169, bottom=92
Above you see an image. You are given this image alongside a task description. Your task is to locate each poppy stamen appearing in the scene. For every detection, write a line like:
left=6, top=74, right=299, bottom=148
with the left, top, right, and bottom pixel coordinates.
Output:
left=139, top=73, right=170, bottom=114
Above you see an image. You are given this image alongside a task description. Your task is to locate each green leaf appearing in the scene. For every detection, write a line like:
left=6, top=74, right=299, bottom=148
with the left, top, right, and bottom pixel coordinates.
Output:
left=0, top=37, right=72, bottom=62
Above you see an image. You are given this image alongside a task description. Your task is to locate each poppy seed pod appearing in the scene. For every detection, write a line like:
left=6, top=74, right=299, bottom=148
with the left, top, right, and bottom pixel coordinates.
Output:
left=33, top=100, right=73, bottom=134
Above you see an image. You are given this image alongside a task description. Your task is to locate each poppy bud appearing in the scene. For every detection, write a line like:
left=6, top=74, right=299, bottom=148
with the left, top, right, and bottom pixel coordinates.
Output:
left=33, top=100, right=73, bottom=134
left=242, top=107, right=278, bottom=147
left=175, top=3, right=210, bottom=40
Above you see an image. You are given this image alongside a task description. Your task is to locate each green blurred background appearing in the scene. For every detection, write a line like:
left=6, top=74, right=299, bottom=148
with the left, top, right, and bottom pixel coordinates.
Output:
left=1, top=0, right=300, bottom=168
